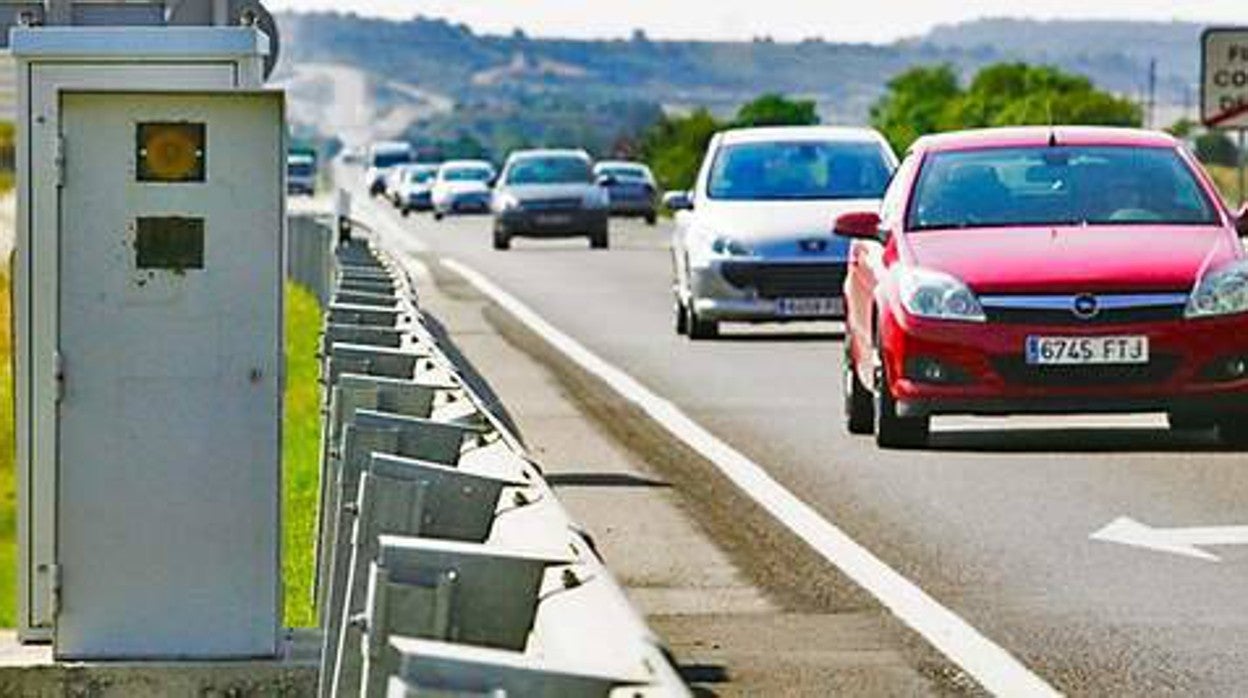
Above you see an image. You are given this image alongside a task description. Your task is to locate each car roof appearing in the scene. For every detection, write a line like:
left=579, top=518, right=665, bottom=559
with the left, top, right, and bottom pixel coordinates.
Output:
left=912, top=126, right=1181, bottom=154
left=595, top=160, right=651, bottom=170
left=718, top=126, right=887, bottom=146
left=440, top=159, right=494, bottom=169
left=507, top=149, right=591, bottom=161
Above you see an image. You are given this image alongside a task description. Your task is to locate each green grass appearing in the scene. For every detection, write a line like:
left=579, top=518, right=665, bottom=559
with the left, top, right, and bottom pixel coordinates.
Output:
left=283, top=280, right=324, bottom=628
left=0, top=267, right=15, bottom=628
left=0, top=279, right=323, bottom=629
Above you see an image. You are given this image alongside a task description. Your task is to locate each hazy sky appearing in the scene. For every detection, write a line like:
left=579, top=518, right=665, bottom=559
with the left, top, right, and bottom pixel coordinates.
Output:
left=267, top=0, right=1246, bottom=43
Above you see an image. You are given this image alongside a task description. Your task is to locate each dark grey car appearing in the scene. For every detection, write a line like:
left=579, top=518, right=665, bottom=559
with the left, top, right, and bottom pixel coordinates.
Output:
left=491, top=150, right=611, bottom=250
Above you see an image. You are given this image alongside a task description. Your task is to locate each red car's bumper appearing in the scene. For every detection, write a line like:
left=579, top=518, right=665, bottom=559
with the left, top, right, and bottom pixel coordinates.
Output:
left=881, top=307, right=1248, bottom=417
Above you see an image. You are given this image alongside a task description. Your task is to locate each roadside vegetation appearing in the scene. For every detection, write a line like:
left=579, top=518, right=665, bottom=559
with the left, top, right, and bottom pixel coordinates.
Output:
left=0, top=267, right=15, bottom=626
left=283, top=280, right=322, bottom=628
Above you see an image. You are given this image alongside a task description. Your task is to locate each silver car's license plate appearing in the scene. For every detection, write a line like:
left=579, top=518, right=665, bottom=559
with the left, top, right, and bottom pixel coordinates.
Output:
left=1025, top=335, right=1149, bottom=365
left=777, top=297, right=842, bottom=317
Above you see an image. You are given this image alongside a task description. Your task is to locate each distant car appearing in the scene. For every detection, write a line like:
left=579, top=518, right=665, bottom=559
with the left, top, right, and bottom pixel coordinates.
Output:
left=431, top=160, right=497, bottom=219
left=365, top=141, right=413, bottom=197
left=286, top=152, right=317, bottom=196
left=492, top=149, right=611, bottom=250
left=594, top=160, right=659, bottom=224
left=393, top=164, right=441, bottom=215
left=383, top=163, right=412, bottom=204
left=669, top=126, right=897, bottom=339
left=838, top=126, right=1248, bottom=449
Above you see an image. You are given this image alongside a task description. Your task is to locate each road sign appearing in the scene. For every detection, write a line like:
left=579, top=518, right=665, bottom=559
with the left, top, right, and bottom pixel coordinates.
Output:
left=1202, top=28, right=1248, bottom=128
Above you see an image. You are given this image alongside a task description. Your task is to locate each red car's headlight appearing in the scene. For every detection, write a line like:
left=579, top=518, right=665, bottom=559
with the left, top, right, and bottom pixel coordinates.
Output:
left=896, top=267, right=986, bottom=322
left=1187, top=260, right=1248, bottom=319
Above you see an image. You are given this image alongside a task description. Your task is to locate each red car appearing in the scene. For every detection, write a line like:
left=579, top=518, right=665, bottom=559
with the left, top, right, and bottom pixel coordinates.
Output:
left=837, top=127, right=1248, bottom=448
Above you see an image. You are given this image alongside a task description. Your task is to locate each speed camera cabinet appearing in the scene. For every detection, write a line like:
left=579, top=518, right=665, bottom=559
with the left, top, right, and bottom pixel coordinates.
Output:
left=12, top=27, right=285, bottom=659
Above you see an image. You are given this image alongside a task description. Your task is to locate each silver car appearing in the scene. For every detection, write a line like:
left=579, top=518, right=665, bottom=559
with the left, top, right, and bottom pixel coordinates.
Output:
left=669, top=126, right=897, bottom=339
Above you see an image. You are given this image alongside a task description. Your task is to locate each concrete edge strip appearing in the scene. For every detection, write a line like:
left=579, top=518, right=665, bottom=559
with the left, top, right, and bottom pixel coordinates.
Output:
left=440, top=257, right=1062, bottom=698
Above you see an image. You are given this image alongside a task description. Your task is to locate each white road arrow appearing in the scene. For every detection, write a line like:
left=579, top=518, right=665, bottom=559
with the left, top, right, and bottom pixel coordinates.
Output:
left=1091, top=517, right=1248, bottom=562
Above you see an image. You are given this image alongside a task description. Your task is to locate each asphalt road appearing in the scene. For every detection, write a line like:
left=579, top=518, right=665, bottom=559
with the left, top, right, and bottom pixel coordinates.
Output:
left=351, top=187, right=1248, bottom=696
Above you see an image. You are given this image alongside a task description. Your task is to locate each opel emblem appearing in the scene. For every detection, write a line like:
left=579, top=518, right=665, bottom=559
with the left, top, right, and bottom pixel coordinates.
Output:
left=1072, top=294, right=1099, bottom=320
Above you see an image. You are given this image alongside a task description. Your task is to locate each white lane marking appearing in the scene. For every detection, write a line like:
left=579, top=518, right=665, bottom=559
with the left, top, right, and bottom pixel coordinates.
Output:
left=441, top=258, right=1061, bottom=698
left=1091, top=516, right=1248, bottom=562
left=349, top=184, right=431, bottom=254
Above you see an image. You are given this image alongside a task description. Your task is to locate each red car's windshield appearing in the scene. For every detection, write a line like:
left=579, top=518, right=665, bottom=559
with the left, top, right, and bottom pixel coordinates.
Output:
left=907, top=145, right=1219, bottom=231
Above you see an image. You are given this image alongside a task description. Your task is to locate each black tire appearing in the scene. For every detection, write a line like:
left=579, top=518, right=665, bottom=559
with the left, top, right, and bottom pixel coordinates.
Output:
left=493, top=225, right=511, bottom=251
left=1168, top=410, right=1216, bottom=431
left=844, top=346, right=875, bottom=435
left=675, top=298, right=689, bottom=336
left=687, top=304, right=718, bottom=340
left=590, top=227, right=610, bottom=250
left=434, top=211, right=445, bottom=222
left=1216, top=415, right=1248, bottom=447
left=401, top=207, right=412, bottom=218
left=645, top=213, right=658, bottom=226
left=874, top=364, right=929, bottom=449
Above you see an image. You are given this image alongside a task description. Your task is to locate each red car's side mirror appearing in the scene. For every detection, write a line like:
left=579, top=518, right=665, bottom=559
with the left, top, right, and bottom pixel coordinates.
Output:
left=1237, top=204, right=1248, bottom=238
left=834, top=211, right=883, bottom=241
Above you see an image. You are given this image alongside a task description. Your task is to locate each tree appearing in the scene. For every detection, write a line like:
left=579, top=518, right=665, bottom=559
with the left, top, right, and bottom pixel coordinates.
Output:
left=1196, top=131, right=1241, bottom=167
left=733, top=94, right=819, bottom=128
left=870, top=62, right=1142, bottom=154
left=868, top=65, right=961, bottom=154
left=639, top=108, right=723, bottom=190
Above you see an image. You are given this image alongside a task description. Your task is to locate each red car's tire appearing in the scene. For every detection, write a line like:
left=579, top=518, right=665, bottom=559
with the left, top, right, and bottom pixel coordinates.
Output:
left=844, top=346, right=875, bottom=435
left=874, top=361, right=929, bottom=449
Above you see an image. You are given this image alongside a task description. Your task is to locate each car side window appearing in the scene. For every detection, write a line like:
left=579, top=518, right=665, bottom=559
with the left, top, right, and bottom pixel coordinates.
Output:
left=879, top=154, right=918, bottom=230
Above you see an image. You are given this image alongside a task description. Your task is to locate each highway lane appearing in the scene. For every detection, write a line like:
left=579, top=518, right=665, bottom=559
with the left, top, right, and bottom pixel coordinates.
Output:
left=353, top=190, right=1248, bottom=695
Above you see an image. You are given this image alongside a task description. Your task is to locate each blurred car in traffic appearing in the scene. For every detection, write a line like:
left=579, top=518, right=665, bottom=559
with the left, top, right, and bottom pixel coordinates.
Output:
left=492, top=149, right=611, bottom=250
left=286, top=151, right=317, bottom=196
left=432, top=160, right=497, bottom=219
left=365, top=141, right=413, bottom=197
left=392, top=163, right=440, bottom=215
left=669, top=126, right=897, bottom=339
left=594, top=160, right=659, bottom=224
left=838, top=126, right=1248, bottom=449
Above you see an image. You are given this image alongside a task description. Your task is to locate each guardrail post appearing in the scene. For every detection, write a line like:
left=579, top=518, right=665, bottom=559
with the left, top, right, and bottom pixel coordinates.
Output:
left=352, top=537, right=572, bottom=697
left=387, top=636, right=651, bottom=697
left=325, top=455, right=526, bottom=697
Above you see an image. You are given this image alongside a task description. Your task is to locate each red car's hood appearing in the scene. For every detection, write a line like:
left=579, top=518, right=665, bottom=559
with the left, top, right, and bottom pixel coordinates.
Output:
left=904, top=225, right=1239, bottom=294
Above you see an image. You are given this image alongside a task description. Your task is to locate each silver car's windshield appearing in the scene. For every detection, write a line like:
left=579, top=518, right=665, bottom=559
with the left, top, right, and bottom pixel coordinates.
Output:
left=600, top=166, right=650, bottom=182
left=444, top=167, right=493, bottom=182
left=908, top=146, right=1219, bottom=230
left=507, top=157, right=593, bottom=185
left=708, top=141, right=892, bottom=201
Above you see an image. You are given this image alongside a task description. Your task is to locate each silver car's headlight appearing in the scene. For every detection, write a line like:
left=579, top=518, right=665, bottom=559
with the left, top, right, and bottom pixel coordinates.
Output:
left=709, top=236, right=752, bottom=257
left=897, top=267, right=985, bottom=322
left=583, top=188, right=610, bottom=209
left=496, top=192, right=521, bottom=211
left=1187, top=259, right=1248, bottom=318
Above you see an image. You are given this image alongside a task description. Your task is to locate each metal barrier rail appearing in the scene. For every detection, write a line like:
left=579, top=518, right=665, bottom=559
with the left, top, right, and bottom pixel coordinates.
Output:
left=301, top=224, right=690, bottom=697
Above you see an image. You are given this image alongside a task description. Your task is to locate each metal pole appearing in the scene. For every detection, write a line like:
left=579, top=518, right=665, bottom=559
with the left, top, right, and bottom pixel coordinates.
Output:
left=1240, top=129, right=1246, bottom=206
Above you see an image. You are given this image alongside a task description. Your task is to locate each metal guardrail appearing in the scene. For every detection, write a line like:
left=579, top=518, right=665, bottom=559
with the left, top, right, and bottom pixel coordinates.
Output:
left=295, top=217, right=690, bottom=697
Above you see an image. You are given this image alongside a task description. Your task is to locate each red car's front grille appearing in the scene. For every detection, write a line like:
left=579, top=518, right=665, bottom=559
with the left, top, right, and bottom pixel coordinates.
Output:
left=990, top=355, right=1180, bottom=387
left=983, top=305, right=1186, bottom=325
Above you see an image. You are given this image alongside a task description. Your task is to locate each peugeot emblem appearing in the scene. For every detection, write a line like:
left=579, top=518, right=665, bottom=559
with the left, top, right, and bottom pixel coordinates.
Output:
left=1072, top=294, right=1100, bottom=320
left=799, top=238, right=828, bottom=254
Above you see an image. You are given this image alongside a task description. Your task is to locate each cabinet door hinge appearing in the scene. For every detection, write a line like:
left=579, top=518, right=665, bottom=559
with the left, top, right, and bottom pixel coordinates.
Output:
left=55, top=134, right=66, bottom=188
left=54, top=350, right=64, bottom=403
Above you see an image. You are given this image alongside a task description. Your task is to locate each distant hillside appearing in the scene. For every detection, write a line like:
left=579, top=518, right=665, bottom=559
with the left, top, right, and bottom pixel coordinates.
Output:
left=921, top=18, right=1204, bottom=106
left=274, top=13, right=1210, bottom=156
